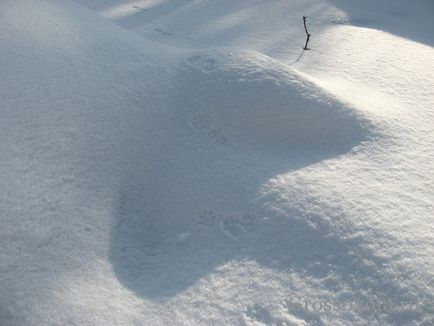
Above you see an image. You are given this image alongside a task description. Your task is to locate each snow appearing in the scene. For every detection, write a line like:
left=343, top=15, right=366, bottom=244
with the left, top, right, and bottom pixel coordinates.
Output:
left=1, top=0, right=433, bottom=325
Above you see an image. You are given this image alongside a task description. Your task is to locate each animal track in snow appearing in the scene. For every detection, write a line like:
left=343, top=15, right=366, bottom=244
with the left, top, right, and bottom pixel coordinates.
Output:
left=190, top=114, right=228, bottom=145
left=187, top=55, right=218, bottom=71
left=153, top=28, right=173, bottom=36
left=197, top=209, right=260, bottom=238
left=197, top=209, right=217, bottom=228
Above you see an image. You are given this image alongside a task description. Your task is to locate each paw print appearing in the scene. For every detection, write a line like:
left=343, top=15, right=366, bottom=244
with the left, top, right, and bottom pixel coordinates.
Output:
left=190, top=115, right=228, bottom=146
left=185, top=55, right=217, bottom=71
left=221, top=211, right=259, bottom=237
left=203, top=58, right=217, bottom=71
left=208, top=128, right=228, bottom=145
left=190, top=114, right=211, bottom=131
left=198, top=209, right=217, bottom=228
left=239, top=212, right=259, bottom=231
left=220, top=211, right=244, bottom=237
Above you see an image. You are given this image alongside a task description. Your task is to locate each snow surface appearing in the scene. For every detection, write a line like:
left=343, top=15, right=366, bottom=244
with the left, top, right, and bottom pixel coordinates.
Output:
left=1, top=0, right=433, bottom=325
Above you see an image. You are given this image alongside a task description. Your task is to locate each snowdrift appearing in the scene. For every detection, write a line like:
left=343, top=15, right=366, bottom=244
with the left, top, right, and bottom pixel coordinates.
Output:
left=173, top=50, right=374, bottom=152
left=110, top=49, right=377, bottom=300
left=1, top=0, right=433, bottom=325
left=0, top=0, right=174, bottom=324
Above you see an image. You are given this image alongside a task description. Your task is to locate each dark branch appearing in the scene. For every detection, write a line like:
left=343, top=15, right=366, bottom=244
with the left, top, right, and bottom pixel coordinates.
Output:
left=303, top=16, right=311, bottom=50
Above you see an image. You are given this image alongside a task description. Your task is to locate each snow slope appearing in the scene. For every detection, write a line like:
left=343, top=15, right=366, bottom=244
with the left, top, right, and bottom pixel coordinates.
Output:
left=1, top=0, right=433, bottom=325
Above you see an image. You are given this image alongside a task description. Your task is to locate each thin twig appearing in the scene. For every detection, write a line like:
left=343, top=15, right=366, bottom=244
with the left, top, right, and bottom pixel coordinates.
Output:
left=303, top=16, right=311, bottom=50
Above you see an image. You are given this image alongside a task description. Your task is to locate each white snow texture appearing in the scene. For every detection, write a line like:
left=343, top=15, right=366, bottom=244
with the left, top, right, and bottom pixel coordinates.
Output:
left=1, top=0, right=433, bottom=325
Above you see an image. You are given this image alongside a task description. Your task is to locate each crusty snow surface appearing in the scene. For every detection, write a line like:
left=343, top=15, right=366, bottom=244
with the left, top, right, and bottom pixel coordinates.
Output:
left=1, top=0, right=433, bottom=325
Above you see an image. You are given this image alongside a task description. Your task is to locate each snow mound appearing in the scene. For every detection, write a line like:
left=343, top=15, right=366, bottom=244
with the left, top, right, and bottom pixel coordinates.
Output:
left=172, top=50, right=375, bottom=154
left=8, top=0, right=434, bottom=325
left=109, top=50, right=380, bottom=301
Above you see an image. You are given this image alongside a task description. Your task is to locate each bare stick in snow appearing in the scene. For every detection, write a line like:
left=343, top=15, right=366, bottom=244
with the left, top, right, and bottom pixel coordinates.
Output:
left=303, top=16, right=311, bottom=50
